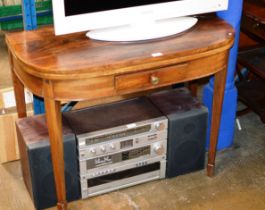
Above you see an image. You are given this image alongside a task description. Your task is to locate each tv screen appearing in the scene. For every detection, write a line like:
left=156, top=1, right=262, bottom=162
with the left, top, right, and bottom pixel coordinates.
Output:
left=64, top=0, right=177, bottom=16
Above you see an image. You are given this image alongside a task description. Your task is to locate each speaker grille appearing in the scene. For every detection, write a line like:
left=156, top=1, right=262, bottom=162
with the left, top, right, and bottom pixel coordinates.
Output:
left=165, top=111, right=207, bottom=177
left=148, top=88, right=208, bottom=178
left=184, top=123, right=196, bottom=134
left=16, top=115, right=80, bottom=210
left=173, top=141, right=202, bottom=167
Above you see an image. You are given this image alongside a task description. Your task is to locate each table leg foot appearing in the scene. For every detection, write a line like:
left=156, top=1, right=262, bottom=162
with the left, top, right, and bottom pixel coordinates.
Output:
left=57, top=201, right=68, bottom=210
left=207, top=163, right=215, bottom=177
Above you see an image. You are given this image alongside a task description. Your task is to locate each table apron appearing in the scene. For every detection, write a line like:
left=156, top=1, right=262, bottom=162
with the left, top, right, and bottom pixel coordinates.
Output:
left=12, top=51, right=228, bottom=101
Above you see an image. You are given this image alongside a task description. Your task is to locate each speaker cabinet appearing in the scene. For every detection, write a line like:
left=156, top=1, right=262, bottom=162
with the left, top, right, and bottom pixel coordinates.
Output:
left=148, top=88, right=208, bottom=177
left=16, top=115, right=80, bottom=210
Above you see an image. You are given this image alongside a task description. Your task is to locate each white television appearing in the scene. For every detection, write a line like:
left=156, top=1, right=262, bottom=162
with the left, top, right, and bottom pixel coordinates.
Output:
left=52, top=0, right=228, bottom=42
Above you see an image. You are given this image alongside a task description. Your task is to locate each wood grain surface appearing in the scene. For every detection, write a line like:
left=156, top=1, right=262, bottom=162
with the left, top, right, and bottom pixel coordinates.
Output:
left=6, top=18, right=234, bottom=80
left=241, top=0, right=265, bottom=41
left=0, top=109, right=33, bottom=163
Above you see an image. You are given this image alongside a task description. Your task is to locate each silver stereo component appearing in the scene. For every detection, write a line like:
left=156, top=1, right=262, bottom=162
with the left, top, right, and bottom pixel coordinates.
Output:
left=74, top=116, right=168, bottom=198
left=80, top=156, right=166, bottom=198
left=79, top=139, right=167, bottom=175
left=78, top=130, right=167, bottom=161
left=62, top=98, right=169, bottom=198
left=76, top=117, right=168, bottom=150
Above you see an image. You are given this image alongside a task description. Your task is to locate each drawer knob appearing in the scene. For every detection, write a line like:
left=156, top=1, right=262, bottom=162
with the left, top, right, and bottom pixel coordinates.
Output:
left=150, top=75, right=160, bottom=85
left=253, top=23, right=260, bottom=29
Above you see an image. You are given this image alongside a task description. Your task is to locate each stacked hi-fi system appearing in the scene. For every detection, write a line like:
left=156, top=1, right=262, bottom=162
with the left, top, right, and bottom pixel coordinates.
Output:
left=63, top=97, right=168, bottom=198
left=16, top=87, right=208, bottom=206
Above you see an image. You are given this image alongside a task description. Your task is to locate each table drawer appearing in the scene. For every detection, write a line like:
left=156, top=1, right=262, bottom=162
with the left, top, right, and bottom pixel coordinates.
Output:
left=241, top=15, right=265, bottom=40
left=115, top=64, right=187, bottom=94
left=115, top=53, right=226, bottom=94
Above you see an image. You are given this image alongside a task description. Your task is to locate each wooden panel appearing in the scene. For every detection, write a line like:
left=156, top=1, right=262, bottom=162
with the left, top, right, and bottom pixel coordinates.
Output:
left=239, top=32, right=259, bottom=49
left=13, top=59, right=43, bottom=97
left=243, top=0, right=265, bottom=23
left=0, top=33, right=12, bottom=90
left=73, top=87, right=170, bottom=110
left=241, top=0, right=265, bottom=41
left=115, top=53, right=227, bottom=94
left=52, top=76, right=115, bottom=101
left=0, top=90, right=5, bottom=109
left=0, top=110, right=33, bottom=163
left=0, top=113, right=19, bottom=163
left=241, top=15, right=265, bottom=40
left=5, top=18, right=234, bottom=80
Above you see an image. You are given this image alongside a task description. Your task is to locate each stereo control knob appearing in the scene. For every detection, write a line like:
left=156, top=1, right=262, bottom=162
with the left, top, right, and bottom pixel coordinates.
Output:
left=109, top=143, right=116, bottom=150
left=153, top=143, right=164, bottom=155
left=154, top=122, right=165, bottom=131
left=90, top=148, right=96, bottom=154
left=100, top=146, right=106, bottom=153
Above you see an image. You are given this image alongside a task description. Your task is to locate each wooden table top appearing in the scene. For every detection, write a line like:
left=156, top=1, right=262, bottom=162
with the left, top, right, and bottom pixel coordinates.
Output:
left=5, top=18, right=234, bottom=80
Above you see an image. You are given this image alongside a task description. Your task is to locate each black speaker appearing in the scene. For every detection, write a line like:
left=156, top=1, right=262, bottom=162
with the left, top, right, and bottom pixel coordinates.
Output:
left=16, top=115, right=80, bottom=210
left=148, top=88, right=208, bottom=178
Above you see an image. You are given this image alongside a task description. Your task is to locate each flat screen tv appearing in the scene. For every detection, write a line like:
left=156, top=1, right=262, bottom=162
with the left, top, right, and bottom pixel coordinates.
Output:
left=52, top=0, right=228, bottom=41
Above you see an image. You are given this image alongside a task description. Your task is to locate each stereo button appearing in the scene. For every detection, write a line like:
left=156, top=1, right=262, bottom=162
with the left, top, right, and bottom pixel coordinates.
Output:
left=154, top=122, right=165, bottom=131
left=153, top=143, right=164, bottom=155
left=90, top=148, right=96, bottom=154
left=109, top=143, right=116, bottom=150
left=100, top=146, right=106, bottom=153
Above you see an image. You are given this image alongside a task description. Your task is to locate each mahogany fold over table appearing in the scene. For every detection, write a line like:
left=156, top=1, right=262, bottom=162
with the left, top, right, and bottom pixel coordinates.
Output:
left=6, top=17, right=234, bottom=210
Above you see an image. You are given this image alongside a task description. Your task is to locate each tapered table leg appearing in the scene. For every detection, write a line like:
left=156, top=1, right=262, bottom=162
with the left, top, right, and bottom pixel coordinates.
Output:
left=207, top=68, right=228, bottom=177
left=188, top=81, right=197, bottom=97
left=44, top=80, right=67, bottom=210
left=9, top=52, right=27, bottom=118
